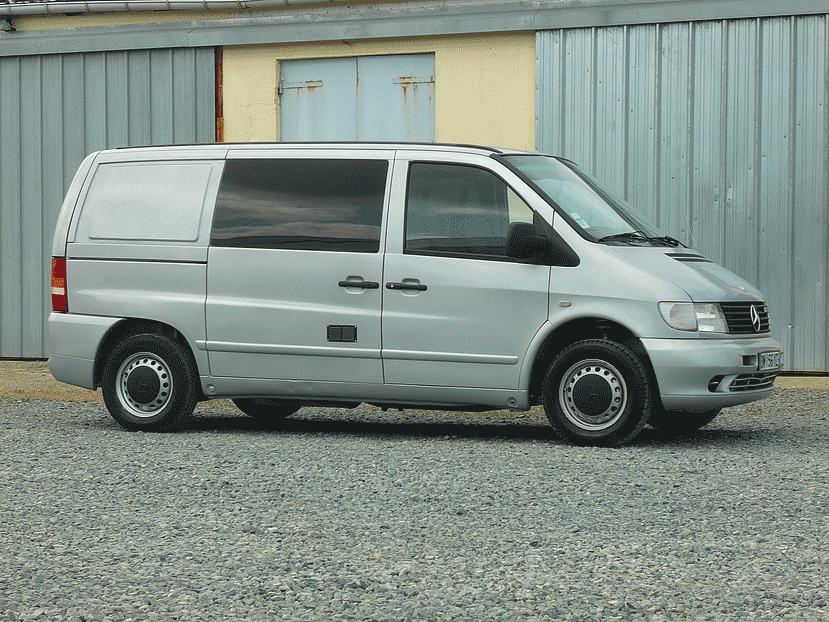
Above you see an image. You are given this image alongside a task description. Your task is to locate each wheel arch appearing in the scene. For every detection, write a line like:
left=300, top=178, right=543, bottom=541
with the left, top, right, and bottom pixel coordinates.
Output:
left=526, top=317, right=661, bottom=408
left=93, top=318, right=204, bottom=400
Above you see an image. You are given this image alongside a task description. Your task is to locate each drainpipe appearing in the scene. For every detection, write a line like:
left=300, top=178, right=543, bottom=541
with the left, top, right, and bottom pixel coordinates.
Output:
left=0, top=0, right=337, bottom=16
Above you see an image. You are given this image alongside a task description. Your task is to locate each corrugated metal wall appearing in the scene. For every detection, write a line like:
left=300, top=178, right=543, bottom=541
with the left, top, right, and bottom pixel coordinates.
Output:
left=0, top=47, right=215, bottom=358
left=537, top=15, right=829, bottom=371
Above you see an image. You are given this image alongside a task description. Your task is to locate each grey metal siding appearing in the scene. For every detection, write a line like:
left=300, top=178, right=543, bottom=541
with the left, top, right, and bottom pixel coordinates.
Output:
left=0, top=46, right=215, bottom=358
left=537, top=14, right=829, bottom=371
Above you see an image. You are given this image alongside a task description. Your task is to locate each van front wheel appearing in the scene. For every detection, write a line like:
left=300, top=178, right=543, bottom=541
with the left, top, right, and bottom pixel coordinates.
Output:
left=102, top=334, right=198, bottom=431
left=542, top=339, right=651, bottom=447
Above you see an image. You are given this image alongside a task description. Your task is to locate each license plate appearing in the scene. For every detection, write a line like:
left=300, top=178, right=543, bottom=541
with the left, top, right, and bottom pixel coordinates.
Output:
left=758, top=351, right=781, bottom=372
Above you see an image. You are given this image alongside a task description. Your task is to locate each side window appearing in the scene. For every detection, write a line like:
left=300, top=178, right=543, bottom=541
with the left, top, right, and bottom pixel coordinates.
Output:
left=83, top=162, right=213, bottom=242
left=405, top=162, right=542, bottom=259
left=211, top=158, right=388, bottom=252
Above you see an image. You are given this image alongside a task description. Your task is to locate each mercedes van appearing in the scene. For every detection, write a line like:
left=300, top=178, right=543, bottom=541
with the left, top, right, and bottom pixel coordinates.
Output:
left=48, top=143, right=783, bottom=446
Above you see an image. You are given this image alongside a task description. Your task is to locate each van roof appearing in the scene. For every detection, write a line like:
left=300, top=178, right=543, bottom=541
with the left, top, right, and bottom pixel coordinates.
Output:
left=108, top=142, right=538, bottom=157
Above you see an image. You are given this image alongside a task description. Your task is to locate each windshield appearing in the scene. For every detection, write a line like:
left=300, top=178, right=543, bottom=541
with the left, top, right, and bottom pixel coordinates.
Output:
left=500, top=154, right=681, bottom=247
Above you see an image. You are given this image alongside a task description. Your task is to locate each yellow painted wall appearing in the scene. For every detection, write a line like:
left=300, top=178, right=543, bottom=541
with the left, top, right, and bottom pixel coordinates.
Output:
left=223, top=33, right=536, bottom=149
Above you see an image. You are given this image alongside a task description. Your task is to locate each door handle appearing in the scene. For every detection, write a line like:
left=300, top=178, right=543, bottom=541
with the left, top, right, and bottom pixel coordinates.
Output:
left=386, top=281, right=428, bottom=292
left=338, top=280, right=379, bottom=289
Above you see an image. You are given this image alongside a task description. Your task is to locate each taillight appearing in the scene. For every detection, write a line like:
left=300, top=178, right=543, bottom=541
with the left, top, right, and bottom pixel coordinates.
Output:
left=51, top=257, right=68, bottom=312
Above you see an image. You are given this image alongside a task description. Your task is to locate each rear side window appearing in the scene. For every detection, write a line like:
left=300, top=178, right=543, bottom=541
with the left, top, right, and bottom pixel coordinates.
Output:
left=83, top=162, right=212, bottom=242
left=211, top=158, right=388, bottom=252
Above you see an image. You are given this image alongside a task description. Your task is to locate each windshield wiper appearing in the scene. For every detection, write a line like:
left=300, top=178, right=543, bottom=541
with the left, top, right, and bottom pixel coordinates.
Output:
left=597, top=231, right=684, bottom=247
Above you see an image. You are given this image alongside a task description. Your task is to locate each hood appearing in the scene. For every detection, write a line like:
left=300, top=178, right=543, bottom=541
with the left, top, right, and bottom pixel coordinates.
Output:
left=607, top=247, right=764, bottom=303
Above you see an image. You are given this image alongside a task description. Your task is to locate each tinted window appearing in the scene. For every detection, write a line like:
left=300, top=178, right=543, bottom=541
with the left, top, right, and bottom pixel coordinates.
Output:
left=405, top=162, right=541, bottom=259
left=212, top=158, right=388, bottom=252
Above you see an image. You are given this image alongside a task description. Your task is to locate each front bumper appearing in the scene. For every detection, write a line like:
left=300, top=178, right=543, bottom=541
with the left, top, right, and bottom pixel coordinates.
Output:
left=641, top=336, right=784, bottom=411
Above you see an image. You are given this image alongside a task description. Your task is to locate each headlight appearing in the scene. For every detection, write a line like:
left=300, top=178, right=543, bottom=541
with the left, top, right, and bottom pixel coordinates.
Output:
left=694, top=303, right=728, bottom=333
left=658, top=302, right=728, bottom=333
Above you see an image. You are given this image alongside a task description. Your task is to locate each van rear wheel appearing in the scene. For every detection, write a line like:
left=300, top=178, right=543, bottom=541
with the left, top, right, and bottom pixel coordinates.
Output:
left=232, top=398, right=300, bottom=421
left=542, top=339, right=651, bottom=447
left=102, top=333, right=198, bottom=431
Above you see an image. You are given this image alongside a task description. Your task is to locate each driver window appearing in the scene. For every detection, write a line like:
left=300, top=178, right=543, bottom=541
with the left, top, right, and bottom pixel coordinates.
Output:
left=405, top=162, right=543, bottom=260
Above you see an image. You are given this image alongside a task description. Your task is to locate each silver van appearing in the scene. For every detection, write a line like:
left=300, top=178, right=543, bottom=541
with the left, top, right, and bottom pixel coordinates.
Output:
left=48, top=143, right=783, bottom=446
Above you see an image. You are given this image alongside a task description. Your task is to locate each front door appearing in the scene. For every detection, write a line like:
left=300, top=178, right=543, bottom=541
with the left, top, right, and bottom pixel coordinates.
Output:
left=205, top=151, right=391, bottom=383
left=381, top=156, right=551, bottom=389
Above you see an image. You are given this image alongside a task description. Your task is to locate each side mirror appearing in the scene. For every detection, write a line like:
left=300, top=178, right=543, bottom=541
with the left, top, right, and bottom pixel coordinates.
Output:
left=506, top=222, right=548, bottom=259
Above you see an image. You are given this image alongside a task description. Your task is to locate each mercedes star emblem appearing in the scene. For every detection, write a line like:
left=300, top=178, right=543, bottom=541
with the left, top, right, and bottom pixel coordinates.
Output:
left=750, top=304, right=762, bottom=332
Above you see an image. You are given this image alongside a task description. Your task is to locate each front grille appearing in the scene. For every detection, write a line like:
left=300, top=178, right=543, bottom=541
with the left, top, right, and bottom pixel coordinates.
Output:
left=720, top=302, right=770, bottom=334
left=729, top=371, right=778, bottom=392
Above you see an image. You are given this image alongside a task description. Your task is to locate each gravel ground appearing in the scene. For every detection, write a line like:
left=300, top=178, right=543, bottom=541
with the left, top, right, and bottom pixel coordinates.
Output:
left=1, top=388, right=828, bottom=622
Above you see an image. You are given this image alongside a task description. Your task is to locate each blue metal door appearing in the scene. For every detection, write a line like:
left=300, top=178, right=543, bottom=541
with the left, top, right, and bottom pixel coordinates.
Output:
left=279, top=57, right=357, bottom=141
left=279, top=54, right=435, bottom=142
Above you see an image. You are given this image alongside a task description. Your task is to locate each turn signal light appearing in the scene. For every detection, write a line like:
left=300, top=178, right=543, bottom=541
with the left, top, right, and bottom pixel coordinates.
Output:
left=51, top=257, right=68, bottom=312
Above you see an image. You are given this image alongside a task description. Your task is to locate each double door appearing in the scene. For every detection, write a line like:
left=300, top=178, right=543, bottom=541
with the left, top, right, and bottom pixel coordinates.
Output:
left=279, top=54, right=435, bottom=142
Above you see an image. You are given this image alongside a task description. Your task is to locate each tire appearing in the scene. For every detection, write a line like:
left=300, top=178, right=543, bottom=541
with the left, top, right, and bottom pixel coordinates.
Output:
left=542, top=339, right=652, bottom=447
left=648, top=408, right=721, bottom=434
left=232, top=398, right=300, bottom=421
left=101, top=333, right=198, bottom=431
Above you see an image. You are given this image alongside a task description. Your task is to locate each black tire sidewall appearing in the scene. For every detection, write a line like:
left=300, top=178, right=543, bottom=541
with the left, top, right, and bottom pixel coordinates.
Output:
left=543, top=339, right=651, bottom=446
left=102, top=333, right=197, bottom=431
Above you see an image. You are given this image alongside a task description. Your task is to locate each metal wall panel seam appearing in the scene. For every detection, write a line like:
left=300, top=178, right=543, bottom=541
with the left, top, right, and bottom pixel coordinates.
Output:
left=622, top=25, right=631, bottom=202
left=761, top=17, right=795, bottom=364
left=0, top=58, right=6, bottom=355
left=590, top=27, right=598, bottom=176
left=39, top=54, right=52, bottom=350
left=557, top=30, right=565, bottom=157
left=790, top=15, right=827, bottom=369
left=87, top=53, right=107, bottom=151
left=0, top=57, right=23, bottom=355
left=106, top=52, right=126, bottom=148
left=21, top=54, right=44, bottom=355
left=654, top=22, right=663, bottom=229
left=200, top=47, right=217, bottom=142
left=687, top=20, right=696, bottom=250
left=753, top=18, right=763, bottom=292
left=535, top=33, right=542, bottom=150
left=718, top=19, right=729, bottom=264
left=823, top=13, right=829, bottom=369
left=788, top=16, right=798, bottom=368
